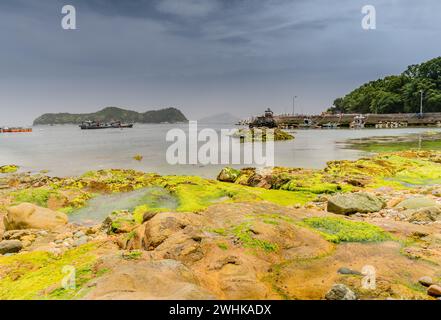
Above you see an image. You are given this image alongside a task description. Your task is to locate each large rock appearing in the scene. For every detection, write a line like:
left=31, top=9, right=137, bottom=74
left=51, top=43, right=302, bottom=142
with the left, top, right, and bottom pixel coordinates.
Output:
left=0, top=240, right=23, bottom=254
left=427, top=285, right=441, bottom=297
left=327, top=193, right=385, bottom=215
left=0, top=213, right=4, bottom=239
left=325, top=284, right=357, bottom=300
left=4, top=203, right=68, bottom=231
left=102, top=210, right=136, bottom=234
left=84, top=259, right=215, bottom=300
left=217, top=167, right=240, bottom=183
left=418, top=276, right=434, bottom=287
left=407, top=206, right=441, bottom=223
left=247, top=174, right=272, bottom=189
left=396, top=197, right=437, bottom=210
left=142, top=212, right=201, bottom=250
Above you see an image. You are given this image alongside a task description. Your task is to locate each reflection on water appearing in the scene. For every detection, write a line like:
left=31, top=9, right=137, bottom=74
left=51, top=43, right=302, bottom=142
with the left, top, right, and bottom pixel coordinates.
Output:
left=0, top=124, right=440, bottom=178
left=69, top=187, right=177, bottom=225
left=343, top=131, right=441, bottom=152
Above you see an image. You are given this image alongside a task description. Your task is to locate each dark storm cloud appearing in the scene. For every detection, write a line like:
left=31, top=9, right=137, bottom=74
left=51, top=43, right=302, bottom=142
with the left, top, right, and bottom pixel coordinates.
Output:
left=0, top=0, right=441, bottom=125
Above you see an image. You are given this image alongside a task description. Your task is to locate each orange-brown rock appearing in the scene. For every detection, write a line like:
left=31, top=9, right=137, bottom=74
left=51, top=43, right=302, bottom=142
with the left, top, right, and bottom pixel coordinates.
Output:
left=4, top=203, right=68, bottom=231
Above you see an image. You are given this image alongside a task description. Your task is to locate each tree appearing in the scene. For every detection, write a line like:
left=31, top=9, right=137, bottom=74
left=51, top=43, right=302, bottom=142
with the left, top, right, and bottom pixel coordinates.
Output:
left=328, top=57, right=441, bottom=114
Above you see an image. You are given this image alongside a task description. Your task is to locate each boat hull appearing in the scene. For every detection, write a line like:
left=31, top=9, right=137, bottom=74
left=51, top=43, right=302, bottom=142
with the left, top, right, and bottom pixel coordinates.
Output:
left=80, top=122, right=134, bottom=129
left=80, top=126, right=111, bottom=130
left=0, top=128, right=32, bottom=133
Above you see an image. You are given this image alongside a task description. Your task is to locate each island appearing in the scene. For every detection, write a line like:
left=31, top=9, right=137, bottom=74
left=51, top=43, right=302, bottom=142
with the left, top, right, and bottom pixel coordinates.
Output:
left=33, top=107, right=188, bottom=125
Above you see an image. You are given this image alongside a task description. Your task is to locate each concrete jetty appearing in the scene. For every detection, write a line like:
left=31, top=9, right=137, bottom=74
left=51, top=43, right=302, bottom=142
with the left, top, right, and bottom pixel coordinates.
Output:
left=251, top=112, right=441, bottom=128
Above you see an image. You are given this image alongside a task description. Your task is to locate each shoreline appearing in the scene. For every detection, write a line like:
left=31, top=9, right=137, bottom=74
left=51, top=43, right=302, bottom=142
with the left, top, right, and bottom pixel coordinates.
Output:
left=0, top=150, right=441, bottom=300
left=2, top=126, right=440, bottom=179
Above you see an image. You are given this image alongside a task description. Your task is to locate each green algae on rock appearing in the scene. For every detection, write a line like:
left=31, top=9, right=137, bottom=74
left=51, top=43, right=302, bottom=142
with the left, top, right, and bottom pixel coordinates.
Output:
left=102, top=210, right=137, bottom=234
left=232, top=128, right=294, bottom=142
left=0, top=165, right=19, bottom=174
left=217, top=151, right=441, bottom=193
left=302, top=217, right=391, bottom=244
left=10, top=187, right=92, bottom=213
left=4, top=169, right=316, bottom=228
left=0, top=243, right=100, bottom=300
left=1, top=162, right=441, bottom=300
left=232, top=222, right=279, bottom=253
left=217, top=167, right=241, bottom=183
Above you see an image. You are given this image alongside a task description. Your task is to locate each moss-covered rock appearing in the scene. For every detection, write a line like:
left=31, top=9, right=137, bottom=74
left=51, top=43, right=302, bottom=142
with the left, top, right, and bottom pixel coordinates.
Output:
left=0, top=165, right=18, bottom=174
left=102, top=210, right=136, bottom=234
left=232, top=128, right=294, bottom=142
left=217, top=151, right=441, bottom=194
left=327, top=193, right=385, bottom=215
left=0, top=243, right=100, bottom=300
left=217, top=167, right=241, bottom=183
left=302, top=217, right=391, bottom=243
left=12, top=188, right=59, bottom=207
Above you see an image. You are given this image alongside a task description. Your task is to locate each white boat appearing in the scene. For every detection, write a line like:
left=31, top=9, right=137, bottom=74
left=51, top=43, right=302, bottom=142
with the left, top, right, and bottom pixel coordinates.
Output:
left=350, top=115, right=366, bottom=129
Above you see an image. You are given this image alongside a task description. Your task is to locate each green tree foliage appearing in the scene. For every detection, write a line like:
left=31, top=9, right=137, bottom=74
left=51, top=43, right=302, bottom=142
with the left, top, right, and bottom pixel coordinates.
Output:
left=329, top=57, right=441, bottom=114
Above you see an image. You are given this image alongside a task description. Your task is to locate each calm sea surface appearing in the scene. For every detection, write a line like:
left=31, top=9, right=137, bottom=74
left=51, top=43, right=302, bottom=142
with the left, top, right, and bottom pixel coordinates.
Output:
left=0, top=124, right=439, bottom=178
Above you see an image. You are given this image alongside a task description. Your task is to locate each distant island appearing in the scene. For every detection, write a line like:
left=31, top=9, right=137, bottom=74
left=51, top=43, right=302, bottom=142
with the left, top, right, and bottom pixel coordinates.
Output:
left=328, top=57, right=441, bottom=114
left=33, top=107, right=188, bottom=125
left=198, top=113, right=240, bottom=124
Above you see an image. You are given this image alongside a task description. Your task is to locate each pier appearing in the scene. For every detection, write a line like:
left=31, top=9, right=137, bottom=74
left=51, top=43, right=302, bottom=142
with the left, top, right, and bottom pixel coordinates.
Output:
left=250, top=111, right=441, bottom=129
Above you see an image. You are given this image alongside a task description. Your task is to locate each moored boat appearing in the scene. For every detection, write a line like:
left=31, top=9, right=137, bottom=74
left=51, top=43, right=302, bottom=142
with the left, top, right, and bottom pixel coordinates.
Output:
left=0, top=127, right=32, bottom=133
left=79, top=121, right=111, bottom=130
left=79, top=121, right=134, bottom=130
left=110, top=121, right=134, bottom=128
left=322, top=122, right=340, bottom=129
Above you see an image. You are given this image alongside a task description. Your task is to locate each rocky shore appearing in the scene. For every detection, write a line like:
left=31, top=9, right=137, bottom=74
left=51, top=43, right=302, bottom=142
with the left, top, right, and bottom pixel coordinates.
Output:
left=1, top=151, right=441, bottom=300
left=232, top=128, right=294, bottom=142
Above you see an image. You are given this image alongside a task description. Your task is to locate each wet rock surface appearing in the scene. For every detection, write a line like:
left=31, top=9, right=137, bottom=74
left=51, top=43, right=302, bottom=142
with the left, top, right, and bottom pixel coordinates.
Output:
left=84, top=259, right=215, bottom=300
left=1, top=151, right=441, bottom=300
left=325, top=284, right=357, bottom=300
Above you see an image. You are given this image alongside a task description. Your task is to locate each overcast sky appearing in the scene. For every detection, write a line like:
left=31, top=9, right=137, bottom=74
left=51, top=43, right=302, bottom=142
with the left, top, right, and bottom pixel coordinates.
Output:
left=0, top=0, right=440, bottom=125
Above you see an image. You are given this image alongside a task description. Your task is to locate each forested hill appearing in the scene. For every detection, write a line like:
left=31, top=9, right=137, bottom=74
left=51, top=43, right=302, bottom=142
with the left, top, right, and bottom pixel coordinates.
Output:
left=328, top=57, right=441, bottom=114
left=33, top=107, right=188, bottom=125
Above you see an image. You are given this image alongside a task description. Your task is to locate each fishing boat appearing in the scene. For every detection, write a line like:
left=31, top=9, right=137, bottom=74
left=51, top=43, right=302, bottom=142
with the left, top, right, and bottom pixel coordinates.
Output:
left=350, top=115, right=366, bottom=129
left=322, top=122, right=339, bottom=129
left=79, top=121, right=111, bottom=130
left=110, top=121, right=134, bottom=128
left=298, top=117, right=315, bottom=128
left=0, top=127, right=32, bottom=133
left=79, top=121, right=134, bottom=130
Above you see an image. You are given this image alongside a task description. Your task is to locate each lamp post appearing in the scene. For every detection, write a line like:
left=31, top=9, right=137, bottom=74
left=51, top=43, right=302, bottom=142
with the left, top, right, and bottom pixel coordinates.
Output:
left=293, top=96, right=298, bottom=116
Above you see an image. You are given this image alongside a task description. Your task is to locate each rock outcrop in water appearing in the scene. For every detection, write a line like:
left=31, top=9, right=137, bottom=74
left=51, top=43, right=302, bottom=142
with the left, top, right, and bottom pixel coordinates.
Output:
left=232, top=128, right=294, bottom=142
left=33, top=106, right=188, bottom=125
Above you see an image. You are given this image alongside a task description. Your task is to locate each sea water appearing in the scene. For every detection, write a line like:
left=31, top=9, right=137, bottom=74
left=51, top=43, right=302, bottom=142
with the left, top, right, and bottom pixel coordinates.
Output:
left=0, top=124, right=439, bottom=178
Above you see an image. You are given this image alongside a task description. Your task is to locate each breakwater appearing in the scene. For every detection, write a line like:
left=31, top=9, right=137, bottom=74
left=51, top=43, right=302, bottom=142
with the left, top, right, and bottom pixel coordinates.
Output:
left=273, top=113, right=441, bottom=128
